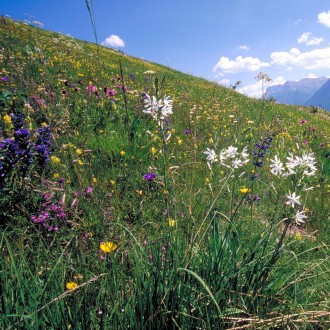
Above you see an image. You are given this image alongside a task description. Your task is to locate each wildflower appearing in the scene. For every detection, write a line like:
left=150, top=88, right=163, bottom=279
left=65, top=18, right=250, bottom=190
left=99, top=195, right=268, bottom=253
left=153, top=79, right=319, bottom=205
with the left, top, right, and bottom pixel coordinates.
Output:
left=100, top=241, right=117, bottom=253
left=66, top=282, right=78, bottom=290
left=143, top=172, right=156, bottom=181
left=295, top=232, right=303, bottom=241
left=178, top=139, right=183, bottom=145
left=143, top=94, right=173, bottom=124
left=168, top=218, right=176, bottom=227
left=151, top=147, right=157, bottom=155
left=3, top=114, right=12, bottom=124
left=86, top=187, right=93, bottom=194
left=203, top=148, right=217, bottom=163
left=286, top=192, right=301, bottom=208
left=239, top=186, right=250, bottom=194
left=270, top=155, right=285, bottom=176
left=76, top=148, right=83, bottom=156
left=299, top=119, right=307, bottom=124
left=120, top=150, right=125, bottom=156
left=51, top=156, right=61, bottom=164
left=294, top=210, right=307, bottom=225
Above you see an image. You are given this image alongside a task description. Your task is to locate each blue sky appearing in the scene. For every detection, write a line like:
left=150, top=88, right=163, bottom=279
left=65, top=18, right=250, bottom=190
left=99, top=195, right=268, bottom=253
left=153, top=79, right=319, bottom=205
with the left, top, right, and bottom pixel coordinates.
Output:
left=2, top=0, right=330, bottom=97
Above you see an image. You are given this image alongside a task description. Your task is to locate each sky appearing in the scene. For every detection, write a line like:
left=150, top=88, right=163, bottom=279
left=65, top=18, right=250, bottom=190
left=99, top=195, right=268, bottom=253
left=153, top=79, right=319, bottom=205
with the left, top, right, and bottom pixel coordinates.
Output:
left=1, top=0, right=330, bottom=97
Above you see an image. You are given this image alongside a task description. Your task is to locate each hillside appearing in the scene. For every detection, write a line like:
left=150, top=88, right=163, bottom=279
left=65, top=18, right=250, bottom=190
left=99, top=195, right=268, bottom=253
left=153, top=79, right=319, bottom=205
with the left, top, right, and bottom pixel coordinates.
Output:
left=1, top=17, right=330, bottom=329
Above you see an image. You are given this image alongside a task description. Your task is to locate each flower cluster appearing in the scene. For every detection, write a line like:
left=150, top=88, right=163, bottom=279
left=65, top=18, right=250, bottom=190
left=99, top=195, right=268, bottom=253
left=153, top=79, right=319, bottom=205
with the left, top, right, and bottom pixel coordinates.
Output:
left=252, top=134, right=273, bottom=168
left=270, top=151, right=317, bottom=178
left=143, top=94, right=173, bottom=127
left=31, top=193, right=67, bottom=232
left=204, top=145, right=249, bottom=169
left=0, top=114, right=52, bottom=189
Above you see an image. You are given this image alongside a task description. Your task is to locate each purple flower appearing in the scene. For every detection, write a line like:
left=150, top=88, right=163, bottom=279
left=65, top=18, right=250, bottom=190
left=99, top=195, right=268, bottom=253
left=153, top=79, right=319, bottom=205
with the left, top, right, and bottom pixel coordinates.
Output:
left=185, top=129, right=191, bottom=134
left=1, top=76, right=9, bottom=81
left=86, top=187, right=93, bottom=194
left=143, top=172, right=156, bottom=181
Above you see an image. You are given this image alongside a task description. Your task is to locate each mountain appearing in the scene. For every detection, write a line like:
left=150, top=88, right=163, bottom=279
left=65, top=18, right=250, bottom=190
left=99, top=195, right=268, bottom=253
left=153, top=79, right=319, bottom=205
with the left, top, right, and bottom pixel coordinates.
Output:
left=305, top=79, right=330, bottom=111
left=265, top=77, right=329, bottom=105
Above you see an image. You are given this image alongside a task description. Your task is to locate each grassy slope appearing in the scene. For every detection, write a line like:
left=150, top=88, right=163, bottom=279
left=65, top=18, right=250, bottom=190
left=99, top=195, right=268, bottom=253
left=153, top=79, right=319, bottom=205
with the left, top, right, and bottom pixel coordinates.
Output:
left=1, top=17, right=330, bottom=329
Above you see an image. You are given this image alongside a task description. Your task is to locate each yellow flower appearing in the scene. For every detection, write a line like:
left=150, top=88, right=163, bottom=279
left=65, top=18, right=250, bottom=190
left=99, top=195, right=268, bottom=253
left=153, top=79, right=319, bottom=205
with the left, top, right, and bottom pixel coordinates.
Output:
left=66, top=281, right=78, bottom=290
left=205, top=177, right=210, bottom=183
left=168, top=218, right=176, bottom=227
left=3, top=114, right=12, bottom=124
left=77, top=159, right=84, bottom=166
left=177, top=139, right=183, bottom=145
left=76, top=148, right=83, bottom=156
left=78, top=73, right=84, bottom=77
left=295, top=232, right=303, bottom=241
left=51, top=156, right=61, bottom=164
left=120, top=150, right=125, bottom=156
left=239, top=186, right=250, bottom=194
left=53, top=172, right=60, bottom=179
left=92, top=177, right=97, bottom=184
left=100, top=241, right=117, bottom=253
left=151, top=147, right=157, bottom=155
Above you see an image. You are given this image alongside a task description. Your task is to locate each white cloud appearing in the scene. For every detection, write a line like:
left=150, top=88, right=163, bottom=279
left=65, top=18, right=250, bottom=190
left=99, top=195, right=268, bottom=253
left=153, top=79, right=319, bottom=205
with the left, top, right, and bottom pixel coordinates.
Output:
left=101, top=35, right=125, bottom=48
left=239, top=45, right=250, bottom=51
left=271, top=47, right=330, bottom=69
left=297, top=32, right=323, bottom=46
left=213, top=56, right=270, bottom=76
left=318, top=10, right=330, bottom=28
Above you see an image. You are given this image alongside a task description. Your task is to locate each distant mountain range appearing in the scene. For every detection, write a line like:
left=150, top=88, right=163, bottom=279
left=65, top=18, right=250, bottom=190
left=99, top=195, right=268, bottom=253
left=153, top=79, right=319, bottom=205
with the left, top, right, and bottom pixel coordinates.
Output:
left=265, top=77, right=330, bottom=111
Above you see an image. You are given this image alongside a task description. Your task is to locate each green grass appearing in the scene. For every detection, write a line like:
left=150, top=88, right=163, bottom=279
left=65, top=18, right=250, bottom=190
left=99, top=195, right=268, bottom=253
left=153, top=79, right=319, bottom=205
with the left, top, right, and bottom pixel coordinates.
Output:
left=0, top=17, right=330, bottom=329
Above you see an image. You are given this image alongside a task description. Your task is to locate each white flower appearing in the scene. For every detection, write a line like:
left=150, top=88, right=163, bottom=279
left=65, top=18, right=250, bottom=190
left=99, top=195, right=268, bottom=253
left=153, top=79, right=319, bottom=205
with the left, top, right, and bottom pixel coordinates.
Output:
left=225, top=146, right=238, bottom=158
left=204, top=148, right=217, bottom=163
left=286, top=192, right=301, bottom=208
left=143, top=94, right=173, bottom=123
left=270, top=155, right=285, bottom=176
left=294, top=210, right=307, bottom=225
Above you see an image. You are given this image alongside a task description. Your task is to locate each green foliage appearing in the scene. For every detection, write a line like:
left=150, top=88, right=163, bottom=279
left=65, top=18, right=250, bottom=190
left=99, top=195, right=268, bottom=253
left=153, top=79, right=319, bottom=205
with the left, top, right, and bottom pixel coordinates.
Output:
left=0, top=16, right=330, bottom=329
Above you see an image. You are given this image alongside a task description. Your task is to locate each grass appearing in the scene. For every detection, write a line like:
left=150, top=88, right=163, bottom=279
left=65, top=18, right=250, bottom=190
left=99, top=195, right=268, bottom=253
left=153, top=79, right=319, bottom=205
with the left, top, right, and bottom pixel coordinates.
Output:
left=0, top=16, right=330, bottom=329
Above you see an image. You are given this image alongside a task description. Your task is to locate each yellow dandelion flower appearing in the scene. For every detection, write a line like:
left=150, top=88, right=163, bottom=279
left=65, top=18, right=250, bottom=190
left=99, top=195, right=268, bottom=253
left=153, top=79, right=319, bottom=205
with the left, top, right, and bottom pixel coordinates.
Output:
left=168, top=219, right=175, bottom=227
left=92, top=177, right=97, bottom=184
left=177, top=139, right=183, bottom=145
left=77, top=159, right=84, bottom=166
left=78, top=73, right=84, bottom=77
left=51, top=156, right=61, bottom=164
left=66, top=281, right=78, bottom=290
left=120, top=150, right=126, bottom=156
left=53, top=172, right=60, bottom=179
left=100, top=241, right=117, bottom=253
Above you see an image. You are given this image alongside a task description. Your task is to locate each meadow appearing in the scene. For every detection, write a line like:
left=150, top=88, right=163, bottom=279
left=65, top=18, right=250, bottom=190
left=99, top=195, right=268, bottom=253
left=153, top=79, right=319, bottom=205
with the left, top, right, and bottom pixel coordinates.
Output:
left=0, top=17, right=330, bottom=329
